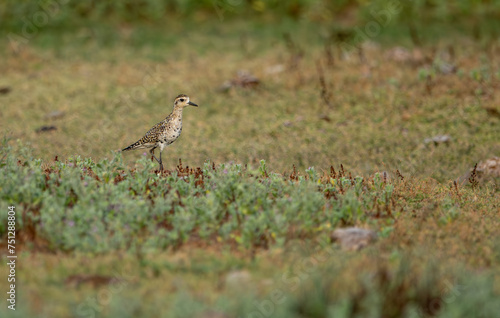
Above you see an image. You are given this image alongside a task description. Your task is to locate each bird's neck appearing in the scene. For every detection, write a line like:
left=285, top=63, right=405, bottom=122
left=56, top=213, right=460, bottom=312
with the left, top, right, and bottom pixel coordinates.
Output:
left=169, top=106, right=183, bottom=119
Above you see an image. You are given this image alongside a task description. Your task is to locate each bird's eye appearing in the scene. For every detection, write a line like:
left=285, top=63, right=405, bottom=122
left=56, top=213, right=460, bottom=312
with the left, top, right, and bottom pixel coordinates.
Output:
left=179, top=98, right=185, bottom=102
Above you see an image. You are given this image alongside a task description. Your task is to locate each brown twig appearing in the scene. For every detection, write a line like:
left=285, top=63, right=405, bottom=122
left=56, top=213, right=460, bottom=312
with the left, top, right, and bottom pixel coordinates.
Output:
left=316, top=60, right=332, bottom=108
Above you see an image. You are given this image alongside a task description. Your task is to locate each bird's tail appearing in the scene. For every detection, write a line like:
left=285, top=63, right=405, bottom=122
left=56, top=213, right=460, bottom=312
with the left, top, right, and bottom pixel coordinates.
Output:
left=121, top=141, right=141, bottom=152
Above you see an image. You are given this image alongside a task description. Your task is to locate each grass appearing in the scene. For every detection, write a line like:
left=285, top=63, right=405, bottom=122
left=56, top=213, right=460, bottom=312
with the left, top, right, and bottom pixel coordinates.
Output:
left=1, top=17, right=499, bottom=181
left=1, top=3, right=500, bottom=317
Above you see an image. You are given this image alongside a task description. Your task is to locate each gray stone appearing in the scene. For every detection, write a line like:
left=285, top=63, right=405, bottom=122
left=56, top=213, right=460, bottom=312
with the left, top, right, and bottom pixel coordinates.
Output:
left=331, top=227, right=377, bottom=251
left=458, top=157, right=500, bottom=186
left=225, top=270, right=251, bottom=287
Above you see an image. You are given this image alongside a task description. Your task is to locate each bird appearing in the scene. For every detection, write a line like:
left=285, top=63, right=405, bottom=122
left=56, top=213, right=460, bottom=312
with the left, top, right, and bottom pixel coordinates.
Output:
left=121, top=94, right=198, bottom=171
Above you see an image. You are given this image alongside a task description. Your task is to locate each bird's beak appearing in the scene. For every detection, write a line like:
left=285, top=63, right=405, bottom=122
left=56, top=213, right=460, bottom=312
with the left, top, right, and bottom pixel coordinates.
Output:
left=188, top=101, right=198, bottom=107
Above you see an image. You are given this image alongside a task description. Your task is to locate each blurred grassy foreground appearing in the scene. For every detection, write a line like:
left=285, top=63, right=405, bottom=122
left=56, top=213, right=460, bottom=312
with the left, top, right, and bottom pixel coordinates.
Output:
left=1, top=1, right=500, bottom=317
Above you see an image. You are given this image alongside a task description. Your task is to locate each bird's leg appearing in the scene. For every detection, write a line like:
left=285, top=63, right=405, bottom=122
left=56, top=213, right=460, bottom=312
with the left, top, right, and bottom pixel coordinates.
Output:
left=150, top=147, right=160, bottom=164
left=159, top=151, right=164, bottom=172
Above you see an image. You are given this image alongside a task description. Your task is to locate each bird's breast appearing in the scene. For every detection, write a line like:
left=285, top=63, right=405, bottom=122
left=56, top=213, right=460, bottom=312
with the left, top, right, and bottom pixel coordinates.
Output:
left=160, top=123, right=182, bottom=144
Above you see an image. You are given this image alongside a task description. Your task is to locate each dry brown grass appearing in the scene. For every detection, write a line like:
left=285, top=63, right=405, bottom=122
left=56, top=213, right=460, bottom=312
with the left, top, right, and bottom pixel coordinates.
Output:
left=1, top=22, right=499, bottom=317
left=2, top=33, right=499, bottom=183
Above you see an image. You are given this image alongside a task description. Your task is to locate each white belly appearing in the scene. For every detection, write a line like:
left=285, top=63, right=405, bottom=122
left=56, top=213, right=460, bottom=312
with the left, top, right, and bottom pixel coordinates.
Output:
left=159, top=126, right=182, bottom=151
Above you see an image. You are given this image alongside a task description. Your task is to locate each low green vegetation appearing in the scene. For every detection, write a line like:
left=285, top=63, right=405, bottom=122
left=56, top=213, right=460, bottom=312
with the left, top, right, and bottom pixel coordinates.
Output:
left=1, top=141, right=498, bottom=317
left=0, top=142, right=399, bottom=252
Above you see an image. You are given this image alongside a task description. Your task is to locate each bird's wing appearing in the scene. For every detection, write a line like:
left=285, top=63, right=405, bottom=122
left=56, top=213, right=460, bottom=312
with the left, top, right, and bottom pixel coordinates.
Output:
left=122, top=121, right=165, bottom=151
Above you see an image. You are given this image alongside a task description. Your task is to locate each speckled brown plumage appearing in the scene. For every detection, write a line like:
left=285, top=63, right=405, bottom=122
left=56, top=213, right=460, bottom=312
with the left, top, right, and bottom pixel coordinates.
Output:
left=122, top=94, right=198, bottom=171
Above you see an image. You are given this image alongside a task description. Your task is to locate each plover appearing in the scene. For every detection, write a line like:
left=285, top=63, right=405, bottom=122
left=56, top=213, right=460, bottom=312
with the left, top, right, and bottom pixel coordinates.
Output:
left=122, top=94, right=198, bottom=171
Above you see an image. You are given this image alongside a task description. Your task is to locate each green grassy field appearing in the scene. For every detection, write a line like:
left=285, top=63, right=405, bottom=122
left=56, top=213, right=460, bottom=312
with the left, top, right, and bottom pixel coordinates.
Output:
left=1, top=1, right=500, bottom=317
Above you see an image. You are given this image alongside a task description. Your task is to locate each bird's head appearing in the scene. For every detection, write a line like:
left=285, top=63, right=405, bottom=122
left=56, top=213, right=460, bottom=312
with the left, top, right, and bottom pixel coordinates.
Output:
left=174, top=94, right=198, bottom=108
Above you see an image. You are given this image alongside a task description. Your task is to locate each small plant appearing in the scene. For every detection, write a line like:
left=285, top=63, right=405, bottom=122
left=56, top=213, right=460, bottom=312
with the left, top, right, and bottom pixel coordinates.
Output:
left=468, top=163, right=479, bottom=190
left=258, top=159, right=269, bottom=178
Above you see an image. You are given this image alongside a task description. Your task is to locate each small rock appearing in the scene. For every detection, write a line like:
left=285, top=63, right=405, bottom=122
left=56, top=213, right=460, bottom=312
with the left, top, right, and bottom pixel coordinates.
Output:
left=233, top=70, right=260, bottom=88
left=225, top=270, right=251, bottom=287
left=458, top=157, right=500, bottom=185
left=36, top=125, right=57, bottom=133
left=265, top=64, right=285, bottom=75
left=217, top=81, right=233, bottom=93
left=331, top=227, right=377, bottom=251
left=385, top=47, right=412, bottom=62
left=217, top=70, right=260, bottom=91
left=319, top=114, right=331, bottom=122
left=384, top=47, right=426, bottom=65
left=438, top=62, right=456, bottom=75
left=424, top=135, right=451, bottom=146
left=45, top=110, right=65, bottom=120
left=0, top=86, right=11, bottom=95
